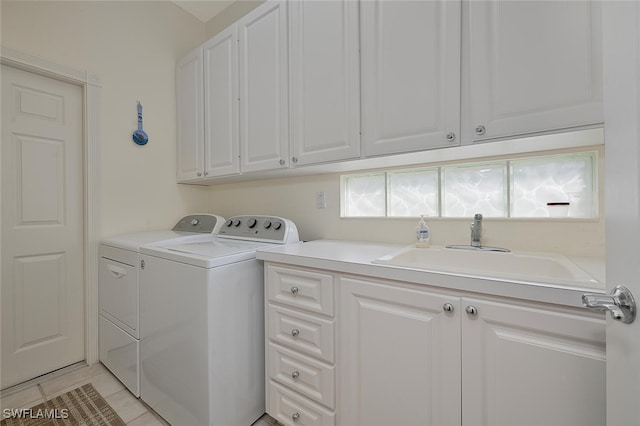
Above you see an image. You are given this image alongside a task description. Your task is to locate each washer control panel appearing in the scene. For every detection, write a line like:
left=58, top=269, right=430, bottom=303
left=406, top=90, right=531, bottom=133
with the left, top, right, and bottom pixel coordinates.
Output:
left=172, top=214, right=225, bottom=234
left=218, top=215, right=299, bottom=244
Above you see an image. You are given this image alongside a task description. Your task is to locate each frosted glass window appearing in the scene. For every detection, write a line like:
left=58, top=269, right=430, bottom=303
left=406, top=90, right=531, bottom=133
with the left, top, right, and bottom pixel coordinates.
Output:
left=340, top=151, right=597, bottom=219
left=388, top=169, right=438, bottom=217
left=511, top=153, right=595, bottom=218
left=443, top=164, right=507, bottom=217
left=343, top=173, right=386, bottom=216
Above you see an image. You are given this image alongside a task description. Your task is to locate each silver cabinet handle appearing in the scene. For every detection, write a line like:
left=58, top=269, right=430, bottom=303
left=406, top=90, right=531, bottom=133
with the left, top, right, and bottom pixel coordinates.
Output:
left=291, top=370, right=300, bottom=380
left=475, top=125, right=486, bottom=136
left=466, top=305, right=478, bottom=317
left=203, top=171, right=208, bottom=176
left=291, top=286, right=299, bottom=295
left=583, top=285, right=636, bottom=324
left=292, top=412, right=301, bottom=422
left=443, top=303, right=454, bottom=313
left=292, top=157, right=298, bottom=163
left=279, top=159, right=285, bottom=166
left=140, top=260, right=145, bottom=270
left=291, top=328, right=300, bottom=337
left=196, top=172, right=202, bottom=177
left=446, top=132, right=456, bottom=142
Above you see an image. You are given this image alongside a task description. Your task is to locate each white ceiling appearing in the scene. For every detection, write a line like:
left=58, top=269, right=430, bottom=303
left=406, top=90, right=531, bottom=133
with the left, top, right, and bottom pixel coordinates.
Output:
left=171, top=0, right=235, bottom=23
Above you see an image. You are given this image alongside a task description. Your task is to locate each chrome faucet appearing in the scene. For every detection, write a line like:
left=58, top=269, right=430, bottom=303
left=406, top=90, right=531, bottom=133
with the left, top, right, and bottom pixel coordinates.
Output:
left=445, top=213, right=510, bottom=252
left=470, top=213, right=483, bottom=247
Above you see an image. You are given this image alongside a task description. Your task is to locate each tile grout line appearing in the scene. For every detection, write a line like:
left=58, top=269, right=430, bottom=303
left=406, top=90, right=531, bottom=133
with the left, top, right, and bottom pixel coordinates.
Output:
left=125, top=411, right=146, bottom=425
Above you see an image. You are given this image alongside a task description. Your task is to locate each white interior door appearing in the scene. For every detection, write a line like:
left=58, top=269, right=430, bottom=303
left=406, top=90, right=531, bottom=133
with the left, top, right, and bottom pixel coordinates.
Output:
left=602, top=2, right=640, bottom=425
left=1, top=64, right=84, bottom=389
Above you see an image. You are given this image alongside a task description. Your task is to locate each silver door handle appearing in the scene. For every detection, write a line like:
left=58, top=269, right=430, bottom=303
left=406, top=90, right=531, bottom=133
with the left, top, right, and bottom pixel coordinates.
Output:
left=582, top=285, right=636, bottom=324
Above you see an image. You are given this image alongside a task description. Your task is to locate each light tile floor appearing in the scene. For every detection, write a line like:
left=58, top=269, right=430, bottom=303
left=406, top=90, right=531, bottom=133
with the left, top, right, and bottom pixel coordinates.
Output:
left=0, top=363, right=279, bottom=426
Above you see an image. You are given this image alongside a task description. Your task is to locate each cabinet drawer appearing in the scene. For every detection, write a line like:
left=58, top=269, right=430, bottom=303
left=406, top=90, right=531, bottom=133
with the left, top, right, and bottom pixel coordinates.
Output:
left=99, top=257, right=138, bottom=337
left=267, top=265, right=334, bottom=316
left=268, top=381, right=335, bottom=426
left=268, top=343, right=335, bottom=409
left=99, top=316, right=139, bottom=397
left=268, top=304, right=334, bottom=363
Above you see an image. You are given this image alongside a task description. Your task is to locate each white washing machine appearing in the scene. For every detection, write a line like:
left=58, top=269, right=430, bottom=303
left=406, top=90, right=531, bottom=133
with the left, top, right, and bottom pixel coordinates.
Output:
left=98, top=214, right=225, bottom=397
left=138, top=215, right=299, bottom=426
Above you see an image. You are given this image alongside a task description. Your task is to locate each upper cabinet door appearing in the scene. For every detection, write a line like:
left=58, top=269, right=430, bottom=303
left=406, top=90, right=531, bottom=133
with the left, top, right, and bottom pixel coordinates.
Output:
left=176, top=47, right=204, bottom=182
left=289, top=0, right=360, bottom=166
left=469, top=0, right=603, bottom=142
left=203, top=24, right=240, bottom=178
left=361, top=0, right=461, bottom=157
left=238, top=1, right=289, bottom=174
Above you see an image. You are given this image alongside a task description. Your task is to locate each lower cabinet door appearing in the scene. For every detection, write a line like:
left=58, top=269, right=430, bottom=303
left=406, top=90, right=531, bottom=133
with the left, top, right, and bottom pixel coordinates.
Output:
left=462, top=297, right=606, bottom=426
left=338, top=277, right=461, bottom=426
left=269, top=381, right=335, bottom=426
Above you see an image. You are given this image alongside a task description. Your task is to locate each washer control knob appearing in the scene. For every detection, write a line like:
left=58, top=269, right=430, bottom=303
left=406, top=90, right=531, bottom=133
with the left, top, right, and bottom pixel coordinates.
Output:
left=247, top=218, right=257, bottom=228
left=233, top=219, right=241, bottom=227
left=263, top=220, right=272, bottom=229
left=190, top=218, right=200, bottom=226
left=274, top=221, right=283, bottom=230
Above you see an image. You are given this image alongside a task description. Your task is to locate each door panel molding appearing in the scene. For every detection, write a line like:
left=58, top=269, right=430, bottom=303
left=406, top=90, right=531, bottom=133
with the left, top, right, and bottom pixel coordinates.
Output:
left=1, top=46, right=101, bottom=368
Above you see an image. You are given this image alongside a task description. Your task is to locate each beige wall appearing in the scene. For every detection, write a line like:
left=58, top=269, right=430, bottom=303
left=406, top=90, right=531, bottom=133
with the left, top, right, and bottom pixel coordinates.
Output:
left=1, top=1, right=209, bottom=236
left=208, top=148, right=605, bottom=257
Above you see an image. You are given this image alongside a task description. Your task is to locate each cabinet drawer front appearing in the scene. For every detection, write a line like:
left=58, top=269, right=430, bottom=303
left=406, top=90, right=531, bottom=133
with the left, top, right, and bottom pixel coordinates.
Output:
left=269, top=381, right=335, bottom=426
left=267, top=265, right=334, bottom=316
left=268, top=343, right=335, bottom=409
left=99, top=257, right=138, bottom=337
left=99, top=316, right=139, bottom=397
left=268, top=304, right=335, bottom=363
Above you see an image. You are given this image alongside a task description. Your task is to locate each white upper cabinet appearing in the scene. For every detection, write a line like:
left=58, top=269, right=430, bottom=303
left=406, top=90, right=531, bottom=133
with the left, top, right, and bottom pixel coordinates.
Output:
left=238, top=0, right=289, bottom=174
left=468, top=0, right=603, bottom=142
left=361, top=0, right=462, bottom=157
left=176, top=47, right=204, bottom=182
left=203, top=24, right=240, bottom=178
left=289, top=0, right=360, bottom=166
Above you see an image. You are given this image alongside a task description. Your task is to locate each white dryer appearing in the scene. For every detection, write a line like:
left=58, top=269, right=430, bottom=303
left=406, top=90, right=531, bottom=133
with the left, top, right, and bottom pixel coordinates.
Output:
left=98, top=214, right=225, bottom=397
left=139, top=215, right=299, bottom=426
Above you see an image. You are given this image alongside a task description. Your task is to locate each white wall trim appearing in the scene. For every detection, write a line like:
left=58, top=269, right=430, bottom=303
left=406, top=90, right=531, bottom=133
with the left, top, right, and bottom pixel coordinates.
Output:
left=1, top=46, right=102, bottom=366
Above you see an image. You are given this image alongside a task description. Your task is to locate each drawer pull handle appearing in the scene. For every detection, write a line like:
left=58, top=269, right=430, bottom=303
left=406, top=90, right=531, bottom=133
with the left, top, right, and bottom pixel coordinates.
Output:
left=290, top=286, right=299, bottom=295
left=466, top=305, right=478, bottom=317
left=292, top=412, right=301, bottom=422
left=443, top=303, right=454, bottom=313
left=291, top=328, right=300, bottom=337
left=107, top=265, right=127, bottom=279
left=291, top=370, right=300, bottom=380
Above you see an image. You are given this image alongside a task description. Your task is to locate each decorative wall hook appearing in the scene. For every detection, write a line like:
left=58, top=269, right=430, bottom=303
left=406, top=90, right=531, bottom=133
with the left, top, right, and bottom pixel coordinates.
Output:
left=132, top=101, right=149, bottom=145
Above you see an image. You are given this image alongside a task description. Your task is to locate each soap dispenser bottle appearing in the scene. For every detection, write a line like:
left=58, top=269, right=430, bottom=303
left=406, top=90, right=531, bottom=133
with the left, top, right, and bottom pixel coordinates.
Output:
left=416, top=215, right=431, bottom=248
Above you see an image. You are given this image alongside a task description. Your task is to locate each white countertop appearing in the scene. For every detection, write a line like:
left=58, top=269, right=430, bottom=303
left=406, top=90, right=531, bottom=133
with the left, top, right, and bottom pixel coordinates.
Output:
left=256, top=240, right=606, bottom=309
